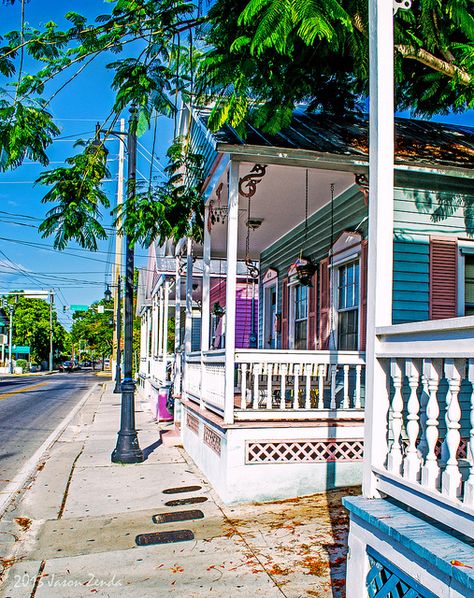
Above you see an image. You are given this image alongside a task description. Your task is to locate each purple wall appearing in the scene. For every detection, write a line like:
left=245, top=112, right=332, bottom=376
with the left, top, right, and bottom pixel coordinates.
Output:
left=210, top=279, right=258, bottom=348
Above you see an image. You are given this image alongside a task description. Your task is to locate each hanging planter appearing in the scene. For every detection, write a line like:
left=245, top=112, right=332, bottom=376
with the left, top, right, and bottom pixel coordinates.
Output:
left=212, top=302, right=225, bottom=318
left=293, top=257, right=315, bottom=286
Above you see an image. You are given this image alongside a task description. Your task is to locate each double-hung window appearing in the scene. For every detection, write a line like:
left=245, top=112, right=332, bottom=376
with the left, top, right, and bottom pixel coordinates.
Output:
left=337, top=261, right=359, bottom=350
left=292, top=284, right=308, bottom=349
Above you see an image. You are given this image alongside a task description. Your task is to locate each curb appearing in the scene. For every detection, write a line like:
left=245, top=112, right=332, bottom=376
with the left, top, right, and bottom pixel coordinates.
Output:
left=0, top=382, right=101, bottom=520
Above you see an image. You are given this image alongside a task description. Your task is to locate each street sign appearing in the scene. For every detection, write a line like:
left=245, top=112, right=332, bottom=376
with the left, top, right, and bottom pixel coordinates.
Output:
left=70, top=304, right=89, bottom=312
left=8, top=346, right=30, bottom=354
left=97, top=305, right=105, bottom=314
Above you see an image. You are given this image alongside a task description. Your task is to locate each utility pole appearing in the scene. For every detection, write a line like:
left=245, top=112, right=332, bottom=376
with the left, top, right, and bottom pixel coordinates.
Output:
left=111, top=105, right=144, bottom=464
left=49, top=290, right=54, bottom=371
left=8, top=303, right=13, bottom=374
left=113, top=276, right=122, bottom=393
left=113, top=118, right=125, bottom=385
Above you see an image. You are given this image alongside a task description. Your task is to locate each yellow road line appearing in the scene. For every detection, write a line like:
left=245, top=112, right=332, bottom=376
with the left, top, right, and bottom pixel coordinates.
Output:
left=0, top=381, right=48, bottom=400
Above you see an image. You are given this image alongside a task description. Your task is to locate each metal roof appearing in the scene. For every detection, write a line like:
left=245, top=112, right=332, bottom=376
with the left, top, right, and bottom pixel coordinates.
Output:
left=196, top=109, right=474, bottom=171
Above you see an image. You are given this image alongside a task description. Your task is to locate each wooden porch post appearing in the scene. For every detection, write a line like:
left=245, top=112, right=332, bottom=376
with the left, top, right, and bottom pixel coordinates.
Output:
left=184, top=238, right=193, bottom=356
left=163, top=279, right=170, bottom=378
left=158, top=287, right=164, bottom=359
left=201, top=204, right=211, bottom=351
left=224, top=161, right=239, bottom=424
left=363, top=0, right=395, bottom=498
left=152, top=295, right=158, bottom=358
left=174, top=255, right=182, bottom=395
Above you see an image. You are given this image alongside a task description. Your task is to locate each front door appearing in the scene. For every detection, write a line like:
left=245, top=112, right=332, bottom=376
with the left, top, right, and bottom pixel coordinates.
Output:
left=264, top=284, right=277, bottom=349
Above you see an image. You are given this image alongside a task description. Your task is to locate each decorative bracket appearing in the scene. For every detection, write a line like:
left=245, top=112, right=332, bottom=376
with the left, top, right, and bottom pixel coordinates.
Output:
left=393, top=0, right=412, bottom=15
left=239, top=164, right=267, bottom=199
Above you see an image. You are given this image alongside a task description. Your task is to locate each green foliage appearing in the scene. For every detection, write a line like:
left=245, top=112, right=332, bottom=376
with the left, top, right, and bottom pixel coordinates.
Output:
left=115, top=135, right=205, bottom=246
left=37, top=141, right=110, bottom=250
left=15, top=358, right=27, bottom=371
left=70, top=299, right=114, bottom=357
left=6, top=296, right=68, bottom=363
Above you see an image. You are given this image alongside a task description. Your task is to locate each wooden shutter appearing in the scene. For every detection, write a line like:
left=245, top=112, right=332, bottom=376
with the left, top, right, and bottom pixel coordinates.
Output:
left=359, top=240, right=368, bottom=351
left=319, top=258, right=330, bottom=350
left=308, top=272, right=317, bottom=350
left=430, top=237, right=458, bottom=319
left=281, top=277, right=289, bottom=349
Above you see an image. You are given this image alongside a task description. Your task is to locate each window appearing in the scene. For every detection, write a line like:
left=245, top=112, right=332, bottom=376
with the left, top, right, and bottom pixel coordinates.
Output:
left=337, top=261, right=359, bottom=350
left=292, top=284, right=308, bottom=349
left=465, top=254, right=474, bottom=315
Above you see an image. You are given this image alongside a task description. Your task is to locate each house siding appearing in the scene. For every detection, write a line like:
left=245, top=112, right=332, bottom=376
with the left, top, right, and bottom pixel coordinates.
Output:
left=259, top=185, right=367, bottom=348
left=210, top=279, right=258, bottom=349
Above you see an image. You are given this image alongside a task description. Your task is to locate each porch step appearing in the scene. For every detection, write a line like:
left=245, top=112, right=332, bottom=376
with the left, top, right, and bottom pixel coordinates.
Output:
left=343, top=496, right=474, bottom=592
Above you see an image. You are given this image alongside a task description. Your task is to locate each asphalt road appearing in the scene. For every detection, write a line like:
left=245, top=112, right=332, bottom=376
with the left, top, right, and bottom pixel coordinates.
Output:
left=0, top=371, right=98, bottom=492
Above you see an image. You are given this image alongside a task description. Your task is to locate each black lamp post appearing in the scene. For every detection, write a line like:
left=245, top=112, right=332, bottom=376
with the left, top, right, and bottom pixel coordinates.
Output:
left=91, top=106, right=144, bottom=464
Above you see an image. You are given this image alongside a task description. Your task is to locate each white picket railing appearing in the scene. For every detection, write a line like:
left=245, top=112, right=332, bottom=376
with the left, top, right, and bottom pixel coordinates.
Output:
left=375, top=317, right=474, bottom=534
left=184, top=350, right=226, bottom=414
left=234, top=350, right=365, bottom=417
left=150, top=355, right=172, bottom=385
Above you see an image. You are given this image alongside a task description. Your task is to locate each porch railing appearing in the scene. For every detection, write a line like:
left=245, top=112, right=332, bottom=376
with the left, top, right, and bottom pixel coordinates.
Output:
left=374, top=317, right=474, bottom=535
left=150, top=355, right=172, bottom=385
left=235, top=350, right=365, bottom=417
left=183, top=350, right=225, bottom=414
left=182, top=348, right=365, bottom=420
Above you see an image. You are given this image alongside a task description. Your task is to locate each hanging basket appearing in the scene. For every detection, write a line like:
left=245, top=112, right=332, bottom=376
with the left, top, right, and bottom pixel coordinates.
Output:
left=293, top=257, right=315, bottom=286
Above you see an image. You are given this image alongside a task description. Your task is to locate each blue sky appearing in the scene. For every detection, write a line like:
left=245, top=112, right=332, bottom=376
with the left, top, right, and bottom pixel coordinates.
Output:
left=0, top=1, right=473, bottom=330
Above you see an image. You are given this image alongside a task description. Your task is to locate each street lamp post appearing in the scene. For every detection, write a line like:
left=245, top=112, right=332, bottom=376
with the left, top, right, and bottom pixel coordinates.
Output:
left=110, top=105, right=144, bottom=464
left=113, top=276, right=122, bottom=393
left=7, top=303, right=13, bottom=375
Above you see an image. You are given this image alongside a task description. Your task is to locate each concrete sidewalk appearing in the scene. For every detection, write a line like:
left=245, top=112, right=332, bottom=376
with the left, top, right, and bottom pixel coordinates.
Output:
left=0, top=382, right=353, bottom=598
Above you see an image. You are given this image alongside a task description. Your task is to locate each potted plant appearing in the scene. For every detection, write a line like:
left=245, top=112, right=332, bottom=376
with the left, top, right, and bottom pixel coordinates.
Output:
left=293, top=257, right=315, bottom=286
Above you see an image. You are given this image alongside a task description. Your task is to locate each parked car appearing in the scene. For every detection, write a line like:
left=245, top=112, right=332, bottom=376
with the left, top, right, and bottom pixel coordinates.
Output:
left=59, top=361, right=75, bottom=373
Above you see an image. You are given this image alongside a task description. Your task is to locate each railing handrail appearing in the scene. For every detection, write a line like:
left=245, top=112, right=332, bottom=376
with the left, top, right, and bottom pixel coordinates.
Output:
left=235, top=349, right=365, bottom=365
left=377, top=316, right=474, bottom=358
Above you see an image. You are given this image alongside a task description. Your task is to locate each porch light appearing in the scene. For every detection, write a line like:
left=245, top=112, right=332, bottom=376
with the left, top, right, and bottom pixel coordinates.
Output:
left=246, top=218, right=264, bottom=230
left=293, top=257, right=315, bottom=286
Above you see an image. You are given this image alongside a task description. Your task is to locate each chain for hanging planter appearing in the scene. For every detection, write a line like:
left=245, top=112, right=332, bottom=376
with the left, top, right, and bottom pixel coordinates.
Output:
left=294, top=169, right=315, bottom=286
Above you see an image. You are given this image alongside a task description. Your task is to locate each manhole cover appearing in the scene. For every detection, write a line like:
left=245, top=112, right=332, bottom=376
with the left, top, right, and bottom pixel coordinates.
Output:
left=162, top=485, right=202, bottom=494
left=164, top=496, right=208, bottom=507
left=152, top=510, right=204, bottom=524
left=135, top=530, right=194, bottom=546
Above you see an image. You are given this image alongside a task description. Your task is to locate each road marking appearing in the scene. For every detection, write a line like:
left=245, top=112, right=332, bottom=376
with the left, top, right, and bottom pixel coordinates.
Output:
left=0, top=381, right=48, bottom=400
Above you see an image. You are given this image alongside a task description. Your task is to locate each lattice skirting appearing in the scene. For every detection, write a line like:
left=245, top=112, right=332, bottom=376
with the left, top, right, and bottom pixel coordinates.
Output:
left=203, top=425, right=222, bottom=456
left=246, top=439, right=364, bottom=464
left=186, top=412, right=199, bottom=434
left=367, top=548, right=435, bottom=598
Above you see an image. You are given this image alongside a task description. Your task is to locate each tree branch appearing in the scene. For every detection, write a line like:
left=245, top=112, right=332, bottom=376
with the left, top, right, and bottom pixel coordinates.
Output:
left=395, top=44, right=471, bottom=85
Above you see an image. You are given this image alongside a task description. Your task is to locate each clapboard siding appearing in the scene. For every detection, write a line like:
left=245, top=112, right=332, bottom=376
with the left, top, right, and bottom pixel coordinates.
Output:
left=260, top=185, right=367, bottom=348
left=210, top=279, right=258, bottom=348
left=392, top=239, right=430, bottom=324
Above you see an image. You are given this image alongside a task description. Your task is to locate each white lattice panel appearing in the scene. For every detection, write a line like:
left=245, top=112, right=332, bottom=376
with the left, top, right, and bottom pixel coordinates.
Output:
left=246, top=439, right=364, bottom=464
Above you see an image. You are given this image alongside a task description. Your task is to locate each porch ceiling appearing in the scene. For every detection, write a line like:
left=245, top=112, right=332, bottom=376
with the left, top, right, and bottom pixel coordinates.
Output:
left=207, top=163, right=355, bottom=258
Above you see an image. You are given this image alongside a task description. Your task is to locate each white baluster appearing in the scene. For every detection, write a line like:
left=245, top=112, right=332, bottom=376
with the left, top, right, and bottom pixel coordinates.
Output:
left=293, top=365, right=300, bottom=409
left=318, top=365, right=325, bottom=409
left=421, top=359, right=441, bottom=490
left=330, top=365, right=337, bottom=409
left=280, top=364, right=287, bottom=409
left=240, top=363, right=247, bottom=410
left=464, top=359, right=474, bottom=507
left=343, top=365, right=350, bottom=408
left=354, top=364, right=362, bottom=409
left=441, top=359, right=463, bottom=499
left=266, top=363, right=273, bottom=410
left=417, top=372, right=429, bottom=458
left=403, top=359, right=421, bottom=482
left=252, top=364, right=260, bottom=410
left=387, top=359, right=404, bottom=475
left=305, top=364, right=312, bottom=409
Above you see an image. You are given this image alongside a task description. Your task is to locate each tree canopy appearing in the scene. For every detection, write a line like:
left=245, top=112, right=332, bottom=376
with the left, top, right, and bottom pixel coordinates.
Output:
left=70, top=299, right=114, bottom=358
left=0, top=0, right=472, bottom=249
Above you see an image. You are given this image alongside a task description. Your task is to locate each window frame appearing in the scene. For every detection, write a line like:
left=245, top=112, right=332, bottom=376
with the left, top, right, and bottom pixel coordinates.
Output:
left=457, top=240, right=474, bottom=317
left=288, top=280, right=309, bottom=350
left=330, top=250, right=362, bottom=351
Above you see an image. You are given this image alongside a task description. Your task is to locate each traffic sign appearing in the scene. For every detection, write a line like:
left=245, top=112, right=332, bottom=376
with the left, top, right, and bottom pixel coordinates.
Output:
left=70, top=304, right=89, bottom=312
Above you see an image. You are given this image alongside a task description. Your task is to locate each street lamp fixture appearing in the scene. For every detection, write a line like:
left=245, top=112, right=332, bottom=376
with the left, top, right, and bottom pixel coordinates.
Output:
left=104, top=284, right=112, bottom=302
left=95, top=106, right=144, bottom=465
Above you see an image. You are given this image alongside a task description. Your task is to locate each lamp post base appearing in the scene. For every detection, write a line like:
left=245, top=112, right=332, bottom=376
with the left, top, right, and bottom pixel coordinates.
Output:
left=111, top=431, right=144, bottom=463
left=111, top=378, right=144, bottom=464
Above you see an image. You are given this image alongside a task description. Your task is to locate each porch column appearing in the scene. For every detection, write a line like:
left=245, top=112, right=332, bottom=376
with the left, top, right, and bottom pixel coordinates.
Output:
left=363, top=0, right=395, bottom=497
left=174, top=256, right=182, bottom=395
left=158, top=287, right=164, bottom=359
left=201, top=204, right=212, bottom=351
left=163, top=279, right=170, bottom=380
left=184, top=238, right=193, bottom=356
left=151, top=296, right=156, bottom=357
left=224, top=161, right=239, bottom=424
